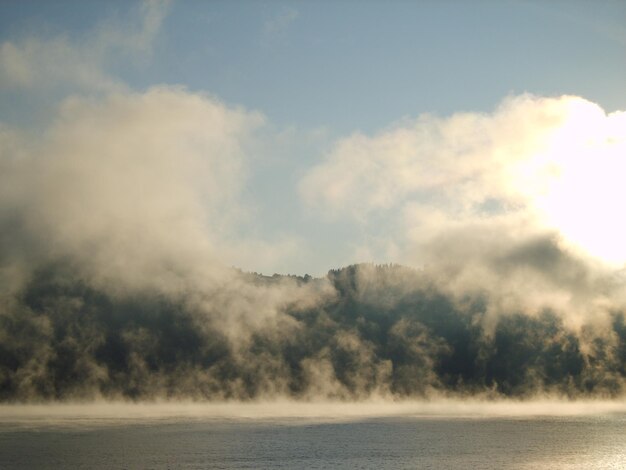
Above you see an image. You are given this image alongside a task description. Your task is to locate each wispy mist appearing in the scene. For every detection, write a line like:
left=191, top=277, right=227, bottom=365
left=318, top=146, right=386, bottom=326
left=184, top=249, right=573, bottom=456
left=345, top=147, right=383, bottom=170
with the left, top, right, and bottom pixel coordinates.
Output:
left=3, top=260, right=626, bottom=401
left=1, top=4, right=626, bottom=404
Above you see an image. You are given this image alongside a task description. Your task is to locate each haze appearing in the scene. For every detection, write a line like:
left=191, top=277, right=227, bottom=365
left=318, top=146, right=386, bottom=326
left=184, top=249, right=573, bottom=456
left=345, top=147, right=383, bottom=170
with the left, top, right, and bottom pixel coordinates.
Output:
left=1, top=1, right=626, bottom=405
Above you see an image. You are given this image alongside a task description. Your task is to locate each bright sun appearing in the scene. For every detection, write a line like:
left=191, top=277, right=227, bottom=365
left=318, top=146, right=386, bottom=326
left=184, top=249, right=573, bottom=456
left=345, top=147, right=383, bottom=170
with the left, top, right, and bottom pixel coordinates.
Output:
left=529, top=100, right=626, bottom=265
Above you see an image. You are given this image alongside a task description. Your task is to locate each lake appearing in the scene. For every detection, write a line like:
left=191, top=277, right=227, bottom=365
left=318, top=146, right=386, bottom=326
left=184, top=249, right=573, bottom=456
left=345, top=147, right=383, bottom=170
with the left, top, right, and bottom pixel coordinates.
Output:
left=1, top=402, right=625, bottom=469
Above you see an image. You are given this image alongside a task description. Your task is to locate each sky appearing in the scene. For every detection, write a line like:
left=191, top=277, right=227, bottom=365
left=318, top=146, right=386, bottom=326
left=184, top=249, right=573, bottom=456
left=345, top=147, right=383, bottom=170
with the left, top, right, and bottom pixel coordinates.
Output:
left=0, top=0, right=625, bottom=276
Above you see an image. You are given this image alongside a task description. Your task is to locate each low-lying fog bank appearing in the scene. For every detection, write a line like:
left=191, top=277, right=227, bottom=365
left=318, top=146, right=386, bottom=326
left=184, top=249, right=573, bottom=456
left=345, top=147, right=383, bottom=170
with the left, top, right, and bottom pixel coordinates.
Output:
left=3, top=399, right=626, bottom=428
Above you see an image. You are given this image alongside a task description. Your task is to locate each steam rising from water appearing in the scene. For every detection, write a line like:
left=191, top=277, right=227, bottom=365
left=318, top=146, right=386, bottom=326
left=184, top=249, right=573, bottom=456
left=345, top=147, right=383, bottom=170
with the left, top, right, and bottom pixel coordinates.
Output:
left=1, top=88, right=626, bottom=403
left=4, top=400, right=626, bottom=429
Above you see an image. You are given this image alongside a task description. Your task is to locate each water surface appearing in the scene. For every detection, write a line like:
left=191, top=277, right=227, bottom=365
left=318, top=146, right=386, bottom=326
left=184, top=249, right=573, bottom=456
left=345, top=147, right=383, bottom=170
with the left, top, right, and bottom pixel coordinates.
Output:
left=1, top=402, right=625, bottom=469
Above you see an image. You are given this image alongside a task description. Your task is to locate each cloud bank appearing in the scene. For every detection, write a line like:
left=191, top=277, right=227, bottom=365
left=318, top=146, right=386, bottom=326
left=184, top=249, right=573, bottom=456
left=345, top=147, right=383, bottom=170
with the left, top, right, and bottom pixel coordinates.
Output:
left=0, top=87, right=266, bottom=293
left=0, top=81, right=340, bottom=401
left=300, top=95, right=626, bottom=266
left=301, top=95, right=626, bottom=326
left=2, top=89, right=626, bottom=402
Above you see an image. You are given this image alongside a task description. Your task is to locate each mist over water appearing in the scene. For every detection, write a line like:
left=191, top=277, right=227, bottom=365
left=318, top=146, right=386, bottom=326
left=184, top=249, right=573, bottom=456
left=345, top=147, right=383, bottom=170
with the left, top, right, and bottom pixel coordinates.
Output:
left=4, top=400, right=626, bottom=428
left=1, top=2, right=625, bottom=469
left=2, top=402, right=626, bottom=470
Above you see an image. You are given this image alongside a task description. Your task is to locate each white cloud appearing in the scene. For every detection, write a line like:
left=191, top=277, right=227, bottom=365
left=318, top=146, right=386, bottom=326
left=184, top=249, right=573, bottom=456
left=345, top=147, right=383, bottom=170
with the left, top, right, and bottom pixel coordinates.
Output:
left=0, top=86, right=265, bottom=292
left=0, top=37, right=123, bottom=91
left=300, top=94, right=626, bottom=320
left=300, top=95, right=626, bottom=265
left=0, top=0, right=169, bottom=92
left=0, top=85, right=338, bottom=355
left=301, top=95, right=567, bottom=215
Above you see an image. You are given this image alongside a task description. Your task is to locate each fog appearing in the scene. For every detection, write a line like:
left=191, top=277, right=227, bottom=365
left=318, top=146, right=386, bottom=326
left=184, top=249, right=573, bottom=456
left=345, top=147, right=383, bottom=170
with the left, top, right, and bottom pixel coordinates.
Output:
left=3, top=261, right=626, bottom=402
left=4, top=399, right=626, bottom=430
left=1, top=69, right=626, bottom=405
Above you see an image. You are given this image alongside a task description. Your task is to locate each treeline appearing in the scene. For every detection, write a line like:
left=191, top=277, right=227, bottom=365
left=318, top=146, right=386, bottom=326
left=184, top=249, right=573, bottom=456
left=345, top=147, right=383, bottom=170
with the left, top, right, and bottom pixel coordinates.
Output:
left=1, top=263, right=626, bottom=401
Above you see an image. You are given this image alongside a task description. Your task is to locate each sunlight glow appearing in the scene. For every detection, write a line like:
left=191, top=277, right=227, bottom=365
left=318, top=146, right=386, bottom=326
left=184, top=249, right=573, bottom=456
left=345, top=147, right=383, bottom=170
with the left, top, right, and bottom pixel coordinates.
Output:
left=524, top=99, right=626, bottom=265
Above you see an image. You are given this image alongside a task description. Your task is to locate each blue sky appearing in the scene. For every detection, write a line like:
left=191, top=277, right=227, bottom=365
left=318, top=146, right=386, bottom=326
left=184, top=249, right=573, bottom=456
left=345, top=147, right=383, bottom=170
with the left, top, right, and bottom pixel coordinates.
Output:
left=1, top=0, right=625, bottom=276
left=2, top=1, right=625, bottom=129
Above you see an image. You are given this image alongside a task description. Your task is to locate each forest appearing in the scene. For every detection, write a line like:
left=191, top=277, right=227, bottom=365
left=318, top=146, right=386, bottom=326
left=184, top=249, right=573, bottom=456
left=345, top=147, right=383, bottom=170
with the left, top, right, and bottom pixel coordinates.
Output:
left=2, top=262, right=625, bottom=402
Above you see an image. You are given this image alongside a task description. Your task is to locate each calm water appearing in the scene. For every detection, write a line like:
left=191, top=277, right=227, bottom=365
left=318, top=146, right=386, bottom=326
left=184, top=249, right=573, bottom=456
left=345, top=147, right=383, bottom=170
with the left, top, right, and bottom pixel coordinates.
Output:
left=1, top=407, right=626, bottom=469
